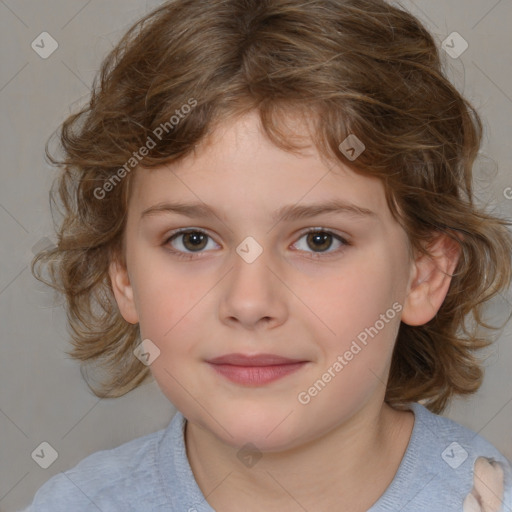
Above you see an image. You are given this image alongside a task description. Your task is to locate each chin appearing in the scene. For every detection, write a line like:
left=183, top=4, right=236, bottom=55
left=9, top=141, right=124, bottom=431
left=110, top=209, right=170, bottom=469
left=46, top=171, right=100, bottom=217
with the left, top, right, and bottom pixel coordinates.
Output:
left=205, top=405, right=306, bottom=453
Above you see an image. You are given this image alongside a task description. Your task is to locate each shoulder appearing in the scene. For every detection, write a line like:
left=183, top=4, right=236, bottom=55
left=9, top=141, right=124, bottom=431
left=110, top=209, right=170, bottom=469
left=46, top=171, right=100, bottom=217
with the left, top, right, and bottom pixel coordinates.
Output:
left=409, top=402, right=510, bottom=465
left=23, top=418, right=176, bottom=511
left=405, top=402, right=512, bottom=511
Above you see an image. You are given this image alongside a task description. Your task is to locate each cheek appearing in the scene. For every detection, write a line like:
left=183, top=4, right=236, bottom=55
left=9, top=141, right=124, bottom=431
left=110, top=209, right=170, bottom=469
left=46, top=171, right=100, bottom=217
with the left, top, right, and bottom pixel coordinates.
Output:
left=295, top=257, right=404, bottom=413
left=135, top=265, right=206, bottom=408
left=129, top=250, right=206, bottom=339
left=306, top=253, right=402, bottom=346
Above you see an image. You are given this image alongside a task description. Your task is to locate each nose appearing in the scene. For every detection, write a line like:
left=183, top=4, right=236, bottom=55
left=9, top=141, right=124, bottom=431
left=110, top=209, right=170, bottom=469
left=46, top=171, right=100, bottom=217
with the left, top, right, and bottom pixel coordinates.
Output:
left=218, top=244, right=288, bottom=331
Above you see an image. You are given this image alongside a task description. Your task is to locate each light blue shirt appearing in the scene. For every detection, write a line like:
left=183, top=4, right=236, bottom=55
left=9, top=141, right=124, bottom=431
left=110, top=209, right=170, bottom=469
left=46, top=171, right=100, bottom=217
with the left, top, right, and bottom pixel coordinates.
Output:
left=22, top=402, right=512, bottom=511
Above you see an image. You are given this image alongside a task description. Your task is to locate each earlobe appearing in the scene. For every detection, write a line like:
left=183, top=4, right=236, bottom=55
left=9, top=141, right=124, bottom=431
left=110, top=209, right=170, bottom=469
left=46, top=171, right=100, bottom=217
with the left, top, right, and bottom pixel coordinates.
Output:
left=401, top=233, right=461, bottom=327
left=109, top=259, right=139, bottom=324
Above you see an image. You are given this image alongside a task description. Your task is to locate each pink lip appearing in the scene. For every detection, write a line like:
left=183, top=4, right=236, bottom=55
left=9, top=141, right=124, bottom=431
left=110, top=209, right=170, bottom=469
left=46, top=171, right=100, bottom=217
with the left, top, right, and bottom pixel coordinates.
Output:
left=206, top=353, right=308, bottom=386
left=207, top=353, right=305, bottom=366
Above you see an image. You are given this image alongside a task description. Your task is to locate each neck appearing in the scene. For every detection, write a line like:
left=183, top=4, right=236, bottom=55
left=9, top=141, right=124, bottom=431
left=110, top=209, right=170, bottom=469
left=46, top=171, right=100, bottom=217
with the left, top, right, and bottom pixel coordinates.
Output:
left=184, top=401, right=414, bottom=512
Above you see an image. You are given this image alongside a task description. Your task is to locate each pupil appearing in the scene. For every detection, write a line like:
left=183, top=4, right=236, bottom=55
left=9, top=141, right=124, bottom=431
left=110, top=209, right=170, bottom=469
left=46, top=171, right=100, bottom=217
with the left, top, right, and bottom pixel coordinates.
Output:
left=184, top=232, right=207, bottom=251
left=308, top=232, right=332, bottom=252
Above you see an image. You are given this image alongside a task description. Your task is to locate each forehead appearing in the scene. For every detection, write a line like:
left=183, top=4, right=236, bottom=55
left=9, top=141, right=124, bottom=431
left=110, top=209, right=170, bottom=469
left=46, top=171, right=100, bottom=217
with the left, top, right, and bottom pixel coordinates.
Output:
left=128, top=111, right=391, bottom=223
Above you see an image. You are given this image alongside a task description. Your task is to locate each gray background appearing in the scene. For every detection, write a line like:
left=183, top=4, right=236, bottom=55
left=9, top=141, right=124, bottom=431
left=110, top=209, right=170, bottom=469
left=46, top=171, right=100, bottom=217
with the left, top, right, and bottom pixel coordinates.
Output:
left=1, top=1, right=511, bottom=510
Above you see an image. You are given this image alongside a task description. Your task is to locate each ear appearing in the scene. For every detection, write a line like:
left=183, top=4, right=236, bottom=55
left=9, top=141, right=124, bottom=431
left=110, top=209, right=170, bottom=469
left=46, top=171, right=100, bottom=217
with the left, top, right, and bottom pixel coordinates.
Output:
left=109, top=258, right=139, bottom=324
left=401, top=232, right=461, bottom=326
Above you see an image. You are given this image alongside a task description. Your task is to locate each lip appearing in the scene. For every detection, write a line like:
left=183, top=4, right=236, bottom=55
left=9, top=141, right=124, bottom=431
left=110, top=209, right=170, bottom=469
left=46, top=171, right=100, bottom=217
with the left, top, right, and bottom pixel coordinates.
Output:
left=207, top=353, right=306, bottom=366
left=206, top=353, right=308, bottom=386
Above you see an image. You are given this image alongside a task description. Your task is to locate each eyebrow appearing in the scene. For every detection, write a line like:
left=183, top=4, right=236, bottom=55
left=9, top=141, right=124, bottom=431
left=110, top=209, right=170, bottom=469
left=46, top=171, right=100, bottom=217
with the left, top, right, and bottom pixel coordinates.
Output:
left=140, top=199, right=377, bottom=223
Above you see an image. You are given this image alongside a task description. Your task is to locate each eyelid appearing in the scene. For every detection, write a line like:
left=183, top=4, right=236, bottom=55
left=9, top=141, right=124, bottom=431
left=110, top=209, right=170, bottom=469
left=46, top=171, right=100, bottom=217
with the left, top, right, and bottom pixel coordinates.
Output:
left=164, top=227, right=220, bottom=249
left=164, top=226, right=350, bottom=242
left=165, top=226, right=215, bottom=240
left=291, top=227, right=351, bottom=257
left=296, top=226, right=351, bottom=242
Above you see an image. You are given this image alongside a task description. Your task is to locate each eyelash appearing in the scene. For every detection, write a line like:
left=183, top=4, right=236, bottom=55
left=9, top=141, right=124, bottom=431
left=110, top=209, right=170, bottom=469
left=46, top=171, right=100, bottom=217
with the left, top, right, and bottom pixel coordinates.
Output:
left=163, top=228, right=351, bottom=261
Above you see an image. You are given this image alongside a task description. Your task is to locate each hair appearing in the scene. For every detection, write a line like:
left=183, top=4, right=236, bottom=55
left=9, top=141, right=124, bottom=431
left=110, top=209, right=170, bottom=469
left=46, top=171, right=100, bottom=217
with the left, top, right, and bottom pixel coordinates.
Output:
left=32, top=0, right=512, bottom=413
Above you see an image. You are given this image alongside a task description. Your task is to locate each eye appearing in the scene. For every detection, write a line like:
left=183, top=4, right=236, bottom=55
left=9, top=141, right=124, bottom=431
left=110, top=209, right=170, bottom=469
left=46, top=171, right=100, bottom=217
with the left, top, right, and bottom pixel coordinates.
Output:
left=292, top=228, right=349, bottom=258
left=163, top=227, right=350, bottom=261
left=164, top=229, right=219, bottom=259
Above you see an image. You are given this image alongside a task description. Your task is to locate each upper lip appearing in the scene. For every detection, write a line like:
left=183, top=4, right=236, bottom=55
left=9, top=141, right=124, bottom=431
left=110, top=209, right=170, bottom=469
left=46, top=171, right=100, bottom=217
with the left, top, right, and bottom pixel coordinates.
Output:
left=206, top=353, right=307, bottom=366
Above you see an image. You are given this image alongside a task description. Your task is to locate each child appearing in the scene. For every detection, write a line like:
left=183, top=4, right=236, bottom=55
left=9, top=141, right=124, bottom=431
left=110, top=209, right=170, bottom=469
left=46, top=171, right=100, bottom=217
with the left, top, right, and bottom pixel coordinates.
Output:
left=26, top=0, right=512, bottom=510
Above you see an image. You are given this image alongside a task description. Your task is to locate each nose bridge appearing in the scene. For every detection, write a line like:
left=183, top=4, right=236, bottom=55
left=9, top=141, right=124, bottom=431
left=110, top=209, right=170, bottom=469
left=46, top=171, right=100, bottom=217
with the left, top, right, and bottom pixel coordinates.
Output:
left=218, top=236, right=288, bottom=328
left=230, top=236, right=277, bottom=296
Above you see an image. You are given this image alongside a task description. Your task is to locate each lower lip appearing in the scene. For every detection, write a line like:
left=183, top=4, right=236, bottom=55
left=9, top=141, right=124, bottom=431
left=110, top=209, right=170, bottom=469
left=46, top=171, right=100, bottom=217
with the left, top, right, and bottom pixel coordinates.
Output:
left=207, top=362, right=306, bottom=386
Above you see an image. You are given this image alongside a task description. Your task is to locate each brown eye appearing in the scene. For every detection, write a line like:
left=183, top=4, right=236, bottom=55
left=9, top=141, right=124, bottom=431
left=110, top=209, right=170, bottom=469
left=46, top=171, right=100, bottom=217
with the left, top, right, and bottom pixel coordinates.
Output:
left=293, top=229, right=349, bottom=257
left=306, top=231, right=334, bottom=252
left=166, top=229, right=218, bottom=255
left=181, top=231, right=208, bottom=251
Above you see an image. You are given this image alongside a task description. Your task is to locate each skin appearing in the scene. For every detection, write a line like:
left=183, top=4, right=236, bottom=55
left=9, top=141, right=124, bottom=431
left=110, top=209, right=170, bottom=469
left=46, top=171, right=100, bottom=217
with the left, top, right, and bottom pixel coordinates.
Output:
left=110, top=110, right=460, bottom=511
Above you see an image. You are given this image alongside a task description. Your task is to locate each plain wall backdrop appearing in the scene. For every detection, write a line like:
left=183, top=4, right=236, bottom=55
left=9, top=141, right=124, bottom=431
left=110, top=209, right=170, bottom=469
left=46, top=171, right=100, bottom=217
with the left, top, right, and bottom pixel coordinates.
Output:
left=0, top=0, right=511, bottom=510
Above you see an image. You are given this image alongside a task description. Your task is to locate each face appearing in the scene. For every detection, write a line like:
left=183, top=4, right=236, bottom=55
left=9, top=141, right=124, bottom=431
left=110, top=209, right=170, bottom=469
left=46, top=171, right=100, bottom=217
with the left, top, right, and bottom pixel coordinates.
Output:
left=111, top=111, right=417, bottom=452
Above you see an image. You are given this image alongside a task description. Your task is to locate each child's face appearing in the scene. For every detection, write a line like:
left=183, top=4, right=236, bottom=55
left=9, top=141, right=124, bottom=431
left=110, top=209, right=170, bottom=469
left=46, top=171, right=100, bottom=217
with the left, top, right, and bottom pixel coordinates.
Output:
left=112, top=111, right=417, bottom=451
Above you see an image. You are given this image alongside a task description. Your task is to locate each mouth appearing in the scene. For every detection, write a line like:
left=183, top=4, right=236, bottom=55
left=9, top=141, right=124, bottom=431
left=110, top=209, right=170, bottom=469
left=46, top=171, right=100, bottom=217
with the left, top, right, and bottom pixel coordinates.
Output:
left=206, top=353, right=308, bottom=386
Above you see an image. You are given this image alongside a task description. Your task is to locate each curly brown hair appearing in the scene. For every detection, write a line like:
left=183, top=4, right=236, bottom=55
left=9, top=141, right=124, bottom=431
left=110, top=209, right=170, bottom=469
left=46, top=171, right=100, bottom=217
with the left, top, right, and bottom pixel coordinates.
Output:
left=32, top=0, right=512, bottom=413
